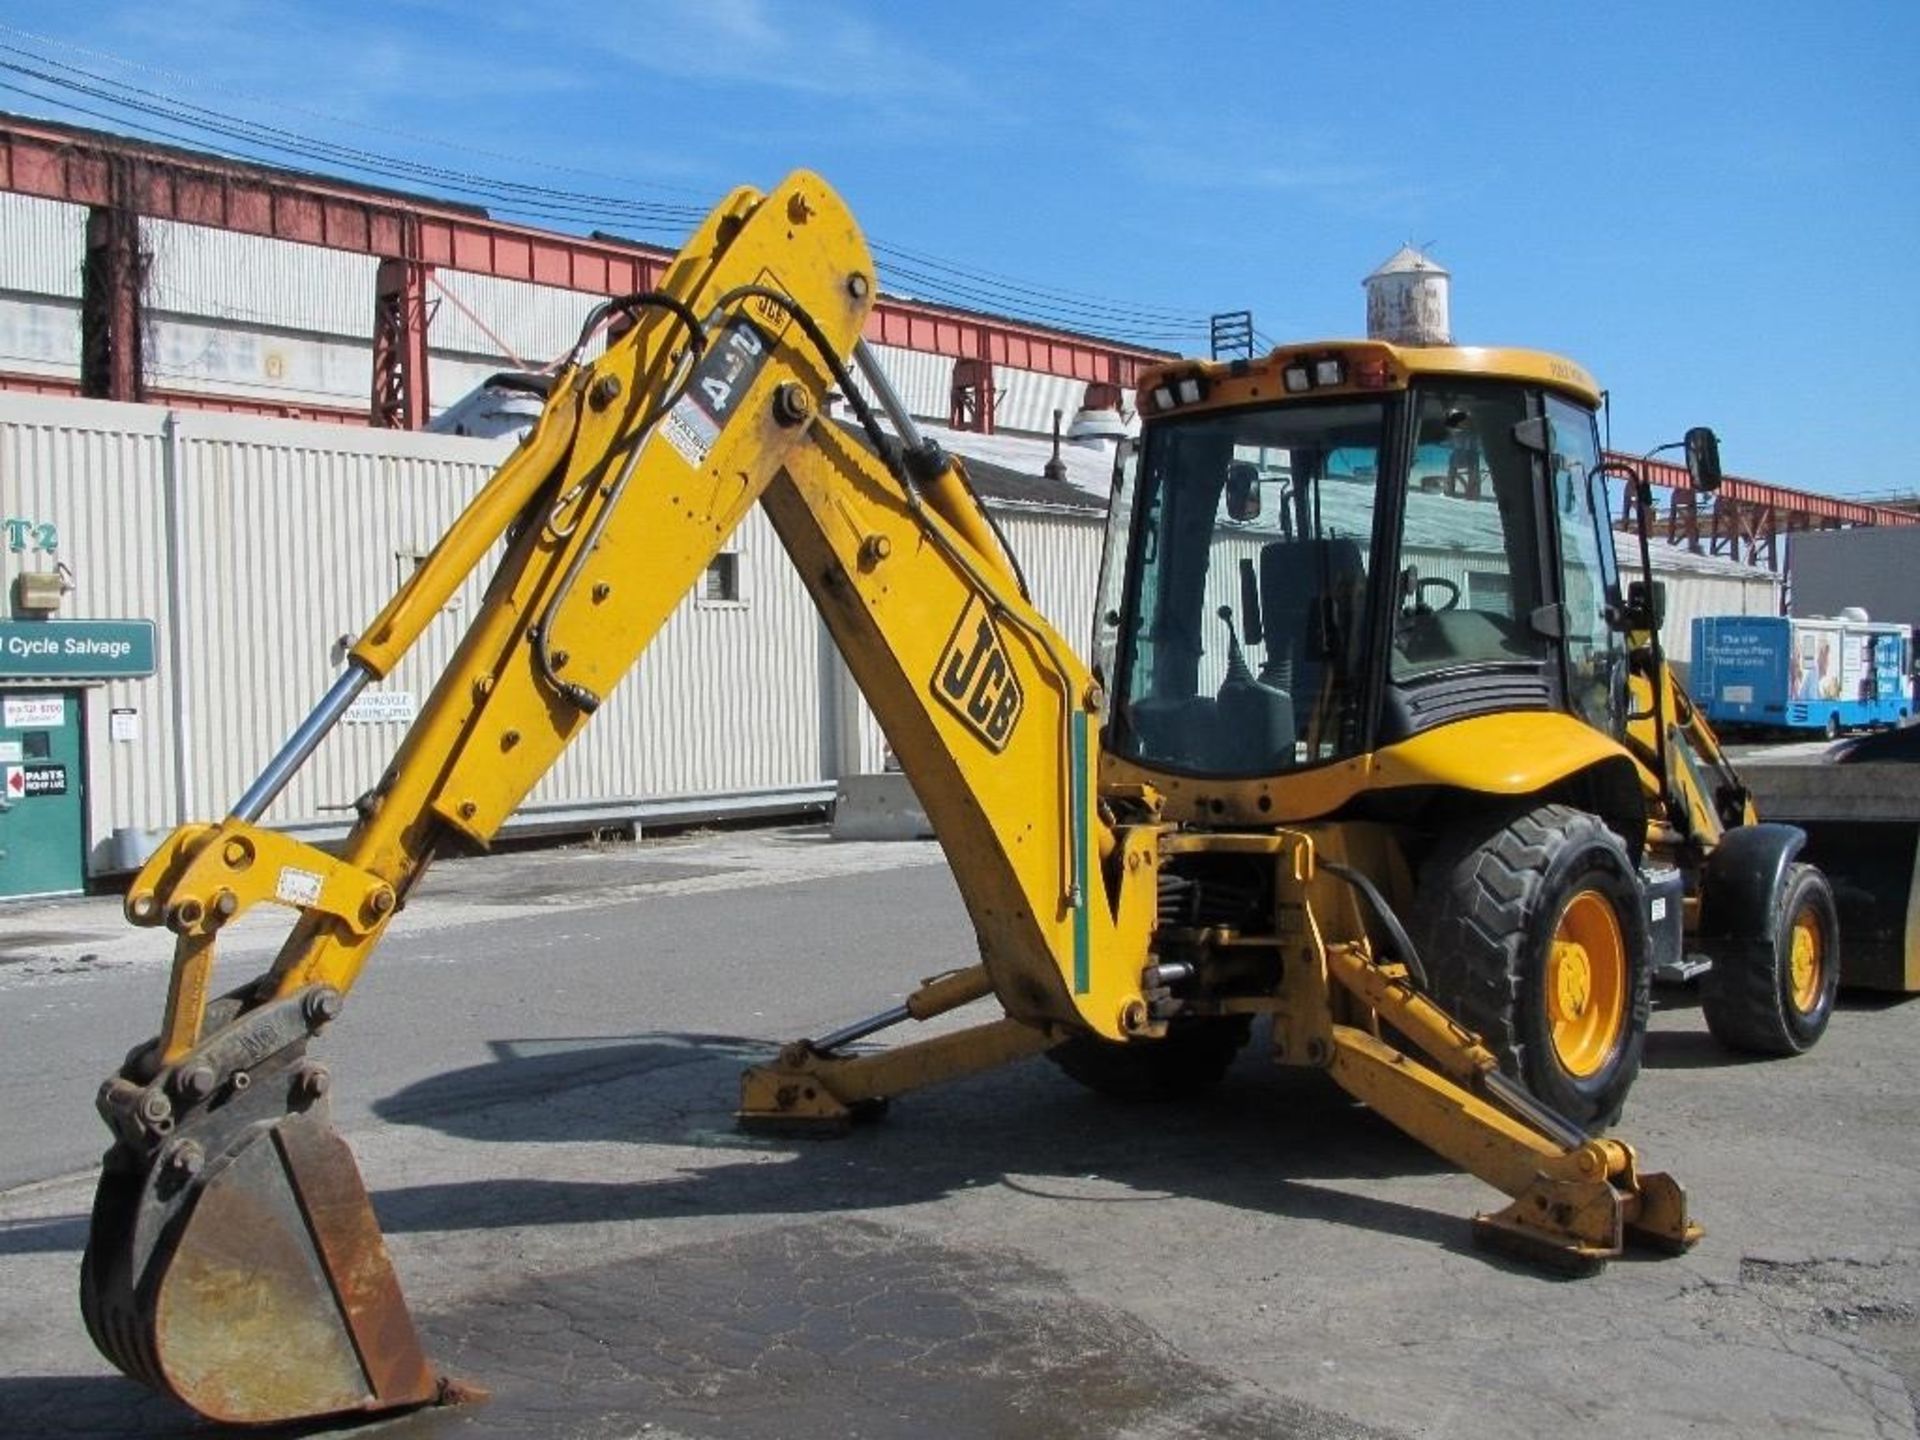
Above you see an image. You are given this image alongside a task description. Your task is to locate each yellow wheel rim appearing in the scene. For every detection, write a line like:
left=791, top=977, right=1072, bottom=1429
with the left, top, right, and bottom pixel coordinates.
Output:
left=1788, top=906, right=1824, bottom=1014
left=1545, top=889, right=1627, bottom=1078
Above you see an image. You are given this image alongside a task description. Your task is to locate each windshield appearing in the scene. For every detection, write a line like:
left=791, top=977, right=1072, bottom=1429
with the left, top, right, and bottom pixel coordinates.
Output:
left=1110, top=398, right=1385, bottom=775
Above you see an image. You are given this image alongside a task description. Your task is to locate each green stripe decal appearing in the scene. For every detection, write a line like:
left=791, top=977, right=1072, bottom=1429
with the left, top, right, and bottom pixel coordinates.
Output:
left=1071, top=708, right=1091, bottom=995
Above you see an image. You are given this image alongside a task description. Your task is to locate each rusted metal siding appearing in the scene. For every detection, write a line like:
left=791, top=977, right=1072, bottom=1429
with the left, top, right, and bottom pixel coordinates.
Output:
left=0, top=393, right=175, bottom=863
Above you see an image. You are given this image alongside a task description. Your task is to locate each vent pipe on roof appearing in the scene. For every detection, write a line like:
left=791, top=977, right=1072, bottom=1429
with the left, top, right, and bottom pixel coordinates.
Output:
left=1044, top=408, right=1069, bottom=483
left=1364, top=244, right=1450, bottom=346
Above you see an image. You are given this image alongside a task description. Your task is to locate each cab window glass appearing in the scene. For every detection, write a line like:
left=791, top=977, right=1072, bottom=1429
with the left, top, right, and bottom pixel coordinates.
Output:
left=1546, top=392, right=1622, bottom=732
left=1391, top=385, right=1550, bottom=681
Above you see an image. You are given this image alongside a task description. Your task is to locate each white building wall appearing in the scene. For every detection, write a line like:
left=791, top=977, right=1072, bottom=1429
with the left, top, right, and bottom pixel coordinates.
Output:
left=2, top=206, right=1114, bottom=443
left=0, top=393, right=176, bottom=864
left=1, top=387, right=1780, bottom=879
left=0, top=193, right=88, bottom=298
left=0, top=394, right=847, bottom=871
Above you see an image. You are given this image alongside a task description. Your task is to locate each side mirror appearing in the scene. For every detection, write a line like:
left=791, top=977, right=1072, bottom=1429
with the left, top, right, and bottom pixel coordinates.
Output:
left=1685, top=427, right=1722, bottom=493
left=1624, top=578, right=1667, bottom=632
left=1510, top=415, right=1555, bottom=455
left=1225, top=459, right=1262, bottom=522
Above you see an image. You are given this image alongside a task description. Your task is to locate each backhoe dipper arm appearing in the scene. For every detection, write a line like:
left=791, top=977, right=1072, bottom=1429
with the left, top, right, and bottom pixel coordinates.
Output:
left=84, top=172, right=1160, bottom=1430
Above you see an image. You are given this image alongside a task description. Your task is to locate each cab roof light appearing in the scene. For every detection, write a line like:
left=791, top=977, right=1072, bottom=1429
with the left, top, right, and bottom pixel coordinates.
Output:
left=1282, top=364, right=1312, bottom=394
left=1313, top=357, right=1346, bottom=387
left=1149, top=371, right=1210, bottom=411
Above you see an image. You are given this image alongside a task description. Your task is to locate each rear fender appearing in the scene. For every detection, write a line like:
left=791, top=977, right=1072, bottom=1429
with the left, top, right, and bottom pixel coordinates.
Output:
left=1696, top=823, right=1806, bottom=943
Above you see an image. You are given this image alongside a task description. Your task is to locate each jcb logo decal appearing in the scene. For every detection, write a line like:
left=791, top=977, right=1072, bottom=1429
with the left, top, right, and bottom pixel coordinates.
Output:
left=933, top=594, right=1024, bottom=752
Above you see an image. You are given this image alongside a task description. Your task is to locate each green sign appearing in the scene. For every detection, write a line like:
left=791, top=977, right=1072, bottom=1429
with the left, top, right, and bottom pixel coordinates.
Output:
left=0, top=619, right=157, bottom=679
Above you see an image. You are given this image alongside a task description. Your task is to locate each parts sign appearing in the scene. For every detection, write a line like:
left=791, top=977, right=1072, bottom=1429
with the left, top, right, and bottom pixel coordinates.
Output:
left=3, top=764, right=66, bottom=798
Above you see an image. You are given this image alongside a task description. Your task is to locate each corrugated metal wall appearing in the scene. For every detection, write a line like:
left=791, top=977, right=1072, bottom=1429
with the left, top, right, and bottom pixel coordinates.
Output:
left=835, top=340, right=1095, bottom=438
left=0, top=393, right=175, bottom=858
left=0, top=194, right=87, bottom=297
left=0, top=394, right=849, bottom=871
left=0, top=391, right=1779, bottom=878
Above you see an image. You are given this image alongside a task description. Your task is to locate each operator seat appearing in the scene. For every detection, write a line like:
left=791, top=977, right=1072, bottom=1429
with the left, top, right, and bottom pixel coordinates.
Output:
left=1258, top=537, right=1366, bottom=752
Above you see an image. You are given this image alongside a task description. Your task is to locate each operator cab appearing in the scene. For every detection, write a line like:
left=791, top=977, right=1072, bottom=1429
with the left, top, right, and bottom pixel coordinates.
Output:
left=1095, top=342, right=1625, bottom=784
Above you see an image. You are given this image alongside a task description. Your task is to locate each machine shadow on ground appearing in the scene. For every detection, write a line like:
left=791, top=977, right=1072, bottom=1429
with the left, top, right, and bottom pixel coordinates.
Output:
left=1643, top=987, right=1918, bottom=1070
left=357, top=1027, right=1488, bottom=1262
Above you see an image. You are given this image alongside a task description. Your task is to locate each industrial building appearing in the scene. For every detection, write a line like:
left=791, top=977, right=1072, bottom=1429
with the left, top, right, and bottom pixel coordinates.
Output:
left=0, top=112, right=1879, bottom=897
left=1789, top=525, right=1920, bottom=632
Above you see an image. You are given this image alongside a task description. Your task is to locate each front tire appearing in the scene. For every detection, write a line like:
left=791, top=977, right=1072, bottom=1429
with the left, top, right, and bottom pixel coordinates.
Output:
left=1413, top=804, right=1651, bottom=1131
left=1701, top=863, right=1839, bottom=1055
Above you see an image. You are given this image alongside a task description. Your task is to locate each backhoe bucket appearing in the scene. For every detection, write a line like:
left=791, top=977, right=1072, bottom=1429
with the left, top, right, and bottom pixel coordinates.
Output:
left=81, top=1028, right=441, bottom=1425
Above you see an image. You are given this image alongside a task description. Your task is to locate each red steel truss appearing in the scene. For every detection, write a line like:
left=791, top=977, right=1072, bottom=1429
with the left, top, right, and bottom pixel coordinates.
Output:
left=0, top=113, right=1164, bottom=431
left=1, top=110, right=1912, bottom=556
left=1613, top=454, right=1916, bottom=570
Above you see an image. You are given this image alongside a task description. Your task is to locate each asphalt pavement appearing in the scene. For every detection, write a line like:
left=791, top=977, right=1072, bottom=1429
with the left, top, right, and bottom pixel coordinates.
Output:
left=1, top=826, right=1917, bottom=1439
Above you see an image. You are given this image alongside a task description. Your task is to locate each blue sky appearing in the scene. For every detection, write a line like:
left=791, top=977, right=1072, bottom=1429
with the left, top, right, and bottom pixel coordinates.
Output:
left=3, top=1, right=1916, bottom=496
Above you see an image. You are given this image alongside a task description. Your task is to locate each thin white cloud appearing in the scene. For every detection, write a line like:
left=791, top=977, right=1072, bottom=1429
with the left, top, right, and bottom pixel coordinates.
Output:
left=1117, top=120, right=1434, bottom=219
left=436, top=0, right=972, bottom=108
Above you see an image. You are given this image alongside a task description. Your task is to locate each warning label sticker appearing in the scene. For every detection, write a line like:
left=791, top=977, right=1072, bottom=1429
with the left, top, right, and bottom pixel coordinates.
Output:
left=661, top=398, right=721, bottom=469
left=275, top=865, right=325, bottom=907
left=660, top=314, right=773, bottom=469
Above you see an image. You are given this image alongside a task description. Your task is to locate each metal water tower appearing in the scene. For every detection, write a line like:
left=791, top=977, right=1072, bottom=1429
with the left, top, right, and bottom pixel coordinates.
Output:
left=1364, top=245, right=1451, bottom=346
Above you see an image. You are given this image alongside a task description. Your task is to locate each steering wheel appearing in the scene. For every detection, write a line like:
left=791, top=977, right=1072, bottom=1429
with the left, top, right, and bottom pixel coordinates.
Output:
left=1412, top=576, right=1460, bottom=613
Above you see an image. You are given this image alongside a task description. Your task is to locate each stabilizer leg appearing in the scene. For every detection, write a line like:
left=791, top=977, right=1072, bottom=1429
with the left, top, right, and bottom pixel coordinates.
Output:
left=740, top=1016, right=1055, bottom=1133
left=1325, top=1024, right=1700, bottom=1271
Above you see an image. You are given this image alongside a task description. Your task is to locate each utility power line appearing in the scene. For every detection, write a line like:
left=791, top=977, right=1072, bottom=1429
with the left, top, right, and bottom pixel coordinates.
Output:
left=0, top=31, right=1212, bottom=350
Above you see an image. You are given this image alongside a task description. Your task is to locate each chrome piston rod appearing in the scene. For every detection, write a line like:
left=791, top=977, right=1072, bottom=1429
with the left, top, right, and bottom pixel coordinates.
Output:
left=853, top=340, right=926, bottom=451
left=230, top=663, right=373, bottom=823
left=810, top=1004, right=912, bottom=1054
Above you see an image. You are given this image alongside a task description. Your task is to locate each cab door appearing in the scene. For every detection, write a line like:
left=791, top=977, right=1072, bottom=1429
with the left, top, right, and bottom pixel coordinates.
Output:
left=1542, top=393, right=1625, bottom=738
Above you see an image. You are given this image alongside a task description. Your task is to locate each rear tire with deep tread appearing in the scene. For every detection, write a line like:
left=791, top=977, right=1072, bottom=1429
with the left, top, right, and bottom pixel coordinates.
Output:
left=1048, top=1016, right=1253, bottom=1101
left=1412, top=804, right=1651, bottom=1132
left=1701, top=862, right=1839, bottom=1056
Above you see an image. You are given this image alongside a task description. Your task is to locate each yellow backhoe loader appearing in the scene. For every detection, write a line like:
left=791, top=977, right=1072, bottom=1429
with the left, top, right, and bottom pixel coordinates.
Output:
left=88, top=169, right=1849, bottom=1429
